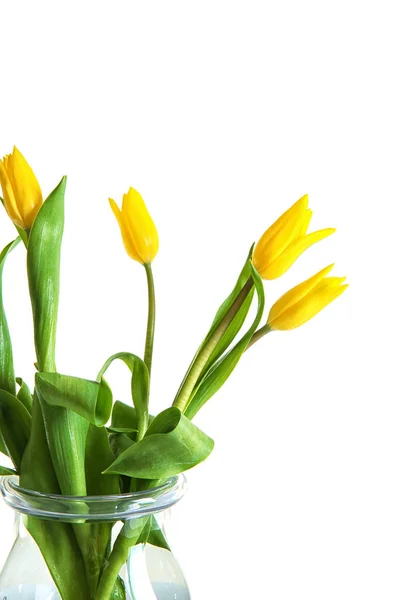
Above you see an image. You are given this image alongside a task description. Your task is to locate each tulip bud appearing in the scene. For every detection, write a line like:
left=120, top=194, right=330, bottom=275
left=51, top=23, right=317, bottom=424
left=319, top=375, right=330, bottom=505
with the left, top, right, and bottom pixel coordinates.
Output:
left=267, top=264, right=347, bottom=330
left=0, top=146, right=43, bottom=230
left=109, top=187, right=158, bottom=264
left=253, top=195, right=335, bottom=279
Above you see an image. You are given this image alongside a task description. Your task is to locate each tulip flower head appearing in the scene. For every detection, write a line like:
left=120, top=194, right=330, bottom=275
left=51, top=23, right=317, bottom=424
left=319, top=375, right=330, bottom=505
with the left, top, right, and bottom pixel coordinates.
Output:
left=0, top=146, right=43, bottom=230
left=109, top=187, right=159, bottom=264
left=253, top=195, right=335, bottom=279
left=267, top=264, right=347, bottom=330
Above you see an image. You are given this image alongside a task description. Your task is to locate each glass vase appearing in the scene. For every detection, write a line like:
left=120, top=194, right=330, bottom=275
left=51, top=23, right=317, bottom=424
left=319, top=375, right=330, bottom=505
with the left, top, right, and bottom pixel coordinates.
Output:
left=0, top=475, right=190, bottom=600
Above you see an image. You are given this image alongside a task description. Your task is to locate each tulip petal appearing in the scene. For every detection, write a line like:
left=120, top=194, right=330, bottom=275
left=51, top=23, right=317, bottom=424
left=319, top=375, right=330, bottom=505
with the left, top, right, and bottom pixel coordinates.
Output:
left=269, top=280, right=347, bottom=330
left=299, top=209, right=312, bottom=237
left=122, top=188, right=159, bottom=264
left=268, top=264, right=335, bottom=324
left=109, top=198, right=142, bottom=262
left=7, top=147, right=42, bottom=229
left=259, top=227, right=336, bottom=279
left=0, top=158, right=24, bottom=228
left=253, top=195, right=309, bottom=273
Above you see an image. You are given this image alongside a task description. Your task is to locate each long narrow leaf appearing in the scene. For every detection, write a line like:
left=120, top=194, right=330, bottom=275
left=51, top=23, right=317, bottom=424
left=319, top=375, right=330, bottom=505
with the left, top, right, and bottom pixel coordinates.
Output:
left=0, top=465, right=17, bottom=475
left=185, top=264, right=265, bottom=419
left=0, top=238, right=20, bottom=395
left=0, top=389, right=31, bottom=470
left=27, top=176, right=66, bottom=372
left=209, top=246, right=254, bottom=331
left=28, top=521, right=91, bottom=600
left=38, top=395, right=89, bottom=496
left=83, top=425, right=120, bottom=592
left=0, top=438, right=7, bottom=457
left=85, top=424, right=120, bottom=495
left=204, top=287, right=254, bottom=372
left=20, top=399, right=90, bottom=600
left=174, top=248, right=255, bottom=403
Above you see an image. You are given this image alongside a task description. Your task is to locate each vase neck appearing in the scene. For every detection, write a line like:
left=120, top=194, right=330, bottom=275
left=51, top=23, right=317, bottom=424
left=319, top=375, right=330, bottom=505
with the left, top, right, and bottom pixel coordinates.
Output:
left=0, top=474, right=186, bottom=522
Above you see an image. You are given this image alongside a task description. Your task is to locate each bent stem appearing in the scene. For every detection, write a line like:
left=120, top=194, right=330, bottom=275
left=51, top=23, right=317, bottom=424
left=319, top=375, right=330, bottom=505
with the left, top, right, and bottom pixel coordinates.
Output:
left=96, top=517, right=149, bottom=600
left=246, top=323, right=272, bottom=350
left=144, top=263, right=155, bottom=377
left=173, top=277, right=254, bottom=412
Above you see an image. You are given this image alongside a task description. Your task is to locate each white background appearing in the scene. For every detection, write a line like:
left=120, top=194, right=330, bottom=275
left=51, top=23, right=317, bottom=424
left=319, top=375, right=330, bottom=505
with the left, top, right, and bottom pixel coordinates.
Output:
left=0, top=2, right=399, bottom=599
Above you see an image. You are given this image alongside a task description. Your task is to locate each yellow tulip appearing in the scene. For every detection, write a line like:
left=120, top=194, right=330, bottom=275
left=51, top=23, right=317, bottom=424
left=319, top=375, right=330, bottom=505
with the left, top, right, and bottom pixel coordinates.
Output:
left=0, top=146, right=43, bottom=230
left=253, top=195, right=335, bottom=279
left=267, top=264, right=347, bottom=330
left=109, top=187, right=159, bottom=264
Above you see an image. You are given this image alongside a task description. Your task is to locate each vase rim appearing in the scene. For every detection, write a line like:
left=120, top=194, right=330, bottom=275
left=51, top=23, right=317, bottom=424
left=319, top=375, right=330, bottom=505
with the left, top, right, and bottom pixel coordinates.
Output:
left=0, top=474, right=187, bottom=522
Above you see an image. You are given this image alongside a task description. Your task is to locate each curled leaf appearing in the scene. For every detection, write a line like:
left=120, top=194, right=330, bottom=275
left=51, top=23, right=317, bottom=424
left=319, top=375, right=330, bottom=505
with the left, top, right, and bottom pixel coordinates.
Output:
left=36, top=373, right=113, bottom=426
left=104, top=407, right=214, bottom=479
left=98, top=353, right=149, bottom=440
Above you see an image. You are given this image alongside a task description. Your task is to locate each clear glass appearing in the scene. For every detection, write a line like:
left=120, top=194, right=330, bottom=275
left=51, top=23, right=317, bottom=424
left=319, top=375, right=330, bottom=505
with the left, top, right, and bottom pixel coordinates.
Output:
left=0, top=475, right=190, bottom=600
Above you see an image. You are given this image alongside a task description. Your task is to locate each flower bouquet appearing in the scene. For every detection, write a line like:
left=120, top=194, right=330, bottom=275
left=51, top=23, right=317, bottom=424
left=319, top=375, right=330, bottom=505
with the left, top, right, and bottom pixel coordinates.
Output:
left=0, top=147, right=347, bottom=599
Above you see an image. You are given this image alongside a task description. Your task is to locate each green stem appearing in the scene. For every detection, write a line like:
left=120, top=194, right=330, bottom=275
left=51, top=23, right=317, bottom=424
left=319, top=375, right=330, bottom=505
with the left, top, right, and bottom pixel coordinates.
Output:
left=144, top=263, right=155, bottom=377
left=96, top=516, right=149, bottom=599
left=95, top=533, right=130, bottom=600
left=173, top=277, right=254, bottom=412
left=246, top=323, right=272, bottom=350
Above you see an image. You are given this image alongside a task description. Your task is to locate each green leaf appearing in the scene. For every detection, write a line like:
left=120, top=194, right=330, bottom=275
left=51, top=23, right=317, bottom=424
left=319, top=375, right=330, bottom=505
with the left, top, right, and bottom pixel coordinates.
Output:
left=0, top=389, right=31, bottom=470
left=20, top=396, right=61, bottom=493
left=109, top=432, right=135, bottom=458
left=36, top=372, right=113, bottom=426
left=185, top=264, right=265, bottom=419
left=104, top=407, right=214, bottom=479
left=98, top=353, right=149, bottom=440
left=83, top=425, right=120, bottom=593
left=175, top=249, right=254, bottom=392
left=23, top=179, right=96, bottom=596
left=112, top=401, right=140, bottom=431
left=205, top=288, right=254, bottom=369
left=0, top=238, right=20, bottom=395
left=26, top=517, right=91, bottom=600
left=16, top=377, right=33, bottom=413
left=39, top=402, right=89, bottom=497
left=0, top=465, right=17, bottom=475
left=107, top=426, right=138, bottom=434
left=85, top=424, right=120, bottom=496
left=209, top=246, right=254, bottom=332
left=27, top=177, right=66, bottom=372
left=0, top=433, right=7, bottom=457
left=173, top=249, right=256, bottom=411
left=36, top=380, right=89, bottom=496
left=130, top=356, right=149, bottom=439
left=111, top=577, right=127, bottom=600
left=20, top=399, right=90, bottom=600
left=147, top=516, right=170, bottom=551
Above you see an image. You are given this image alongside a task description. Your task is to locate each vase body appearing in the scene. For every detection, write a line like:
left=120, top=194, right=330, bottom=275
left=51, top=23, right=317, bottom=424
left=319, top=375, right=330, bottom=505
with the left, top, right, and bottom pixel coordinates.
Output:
left=0, top=475, right=190, bottom=600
